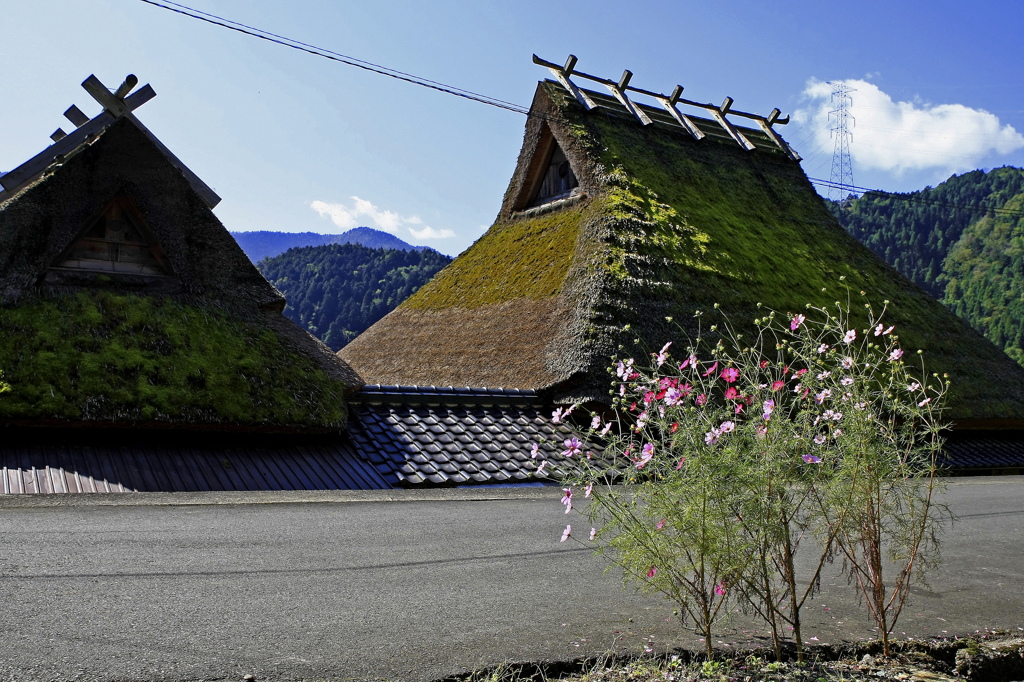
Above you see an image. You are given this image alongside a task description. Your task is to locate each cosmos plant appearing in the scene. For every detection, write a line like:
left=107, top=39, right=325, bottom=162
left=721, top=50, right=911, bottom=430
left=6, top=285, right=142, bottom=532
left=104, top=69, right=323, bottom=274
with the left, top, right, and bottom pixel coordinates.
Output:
left=542, top=292, right=950, bottom=660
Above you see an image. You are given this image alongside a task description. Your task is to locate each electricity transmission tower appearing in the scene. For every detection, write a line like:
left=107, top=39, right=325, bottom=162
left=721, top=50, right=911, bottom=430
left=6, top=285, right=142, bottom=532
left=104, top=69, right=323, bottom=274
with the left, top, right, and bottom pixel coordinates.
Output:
left=828, top=82, right=856, bottom=201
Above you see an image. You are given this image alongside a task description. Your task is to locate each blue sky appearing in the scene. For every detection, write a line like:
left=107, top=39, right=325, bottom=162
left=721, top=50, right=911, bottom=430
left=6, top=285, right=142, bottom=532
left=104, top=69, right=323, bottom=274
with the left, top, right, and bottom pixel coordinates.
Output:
left=2, top=0, right=1022, bottom=256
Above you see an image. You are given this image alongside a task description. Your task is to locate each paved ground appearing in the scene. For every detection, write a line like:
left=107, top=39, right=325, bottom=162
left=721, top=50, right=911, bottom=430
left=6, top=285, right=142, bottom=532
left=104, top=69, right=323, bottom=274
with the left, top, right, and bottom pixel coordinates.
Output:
left=0, top=478, right=1021, bottom=682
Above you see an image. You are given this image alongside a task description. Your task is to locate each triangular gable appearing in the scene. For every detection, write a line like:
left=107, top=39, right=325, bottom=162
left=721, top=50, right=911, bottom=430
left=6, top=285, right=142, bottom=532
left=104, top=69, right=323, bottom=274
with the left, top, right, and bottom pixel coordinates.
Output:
left=51, top=195, right=172, bottom=277
left=512, top=124, right=580, bottom=211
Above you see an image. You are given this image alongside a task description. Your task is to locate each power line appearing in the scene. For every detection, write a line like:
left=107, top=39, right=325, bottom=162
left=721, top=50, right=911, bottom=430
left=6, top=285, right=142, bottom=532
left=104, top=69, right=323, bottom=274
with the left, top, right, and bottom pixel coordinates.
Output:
left=137, top=1, right=1024, bottom=221
left=809, top=177, right=1024, bottom=218
left=137, top=0, right=533, bottom=116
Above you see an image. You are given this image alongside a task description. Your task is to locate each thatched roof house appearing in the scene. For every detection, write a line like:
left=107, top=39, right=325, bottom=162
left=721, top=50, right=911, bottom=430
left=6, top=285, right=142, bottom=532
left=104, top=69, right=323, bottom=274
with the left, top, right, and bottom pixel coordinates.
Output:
left=0, top=75, right=359, bottom=434
left=341, top=73, right=1024, bottom=429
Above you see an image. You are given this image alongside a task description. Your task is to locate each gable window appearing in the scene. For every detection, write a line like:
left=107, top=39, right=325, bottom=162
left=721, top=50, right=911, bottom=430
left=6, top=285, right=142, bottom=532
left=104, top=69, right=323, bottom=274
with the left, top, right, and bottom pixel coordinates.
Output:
left=532, top=145, right=578, bottom=205
left=55, top=197, right=171, bottom=276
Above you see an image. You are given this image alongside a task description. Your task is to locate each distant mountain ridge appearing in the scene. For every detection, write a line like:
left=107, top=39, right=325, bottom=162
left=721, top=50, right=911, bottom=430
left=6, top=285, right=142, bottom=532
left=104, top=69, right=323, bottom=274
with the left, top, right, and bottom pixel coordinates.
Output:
left=830, top=166, right=1024, bottom=366
left=257, top=242, right=452, bottom=351
left=231, top=227, right=429, bottom=264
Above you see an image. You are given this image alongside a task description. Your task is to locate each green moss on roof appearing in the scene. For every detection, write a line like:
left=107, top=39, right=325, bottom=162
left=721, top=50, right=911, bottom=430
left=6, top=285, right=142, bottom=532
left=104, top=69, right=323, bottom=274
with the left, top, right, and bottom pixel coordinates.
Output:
left=545, top=83, right=1024, bottom=420
left=404, top=206, right=587, bottom=310
left=0, top=291, right=347, bottom=429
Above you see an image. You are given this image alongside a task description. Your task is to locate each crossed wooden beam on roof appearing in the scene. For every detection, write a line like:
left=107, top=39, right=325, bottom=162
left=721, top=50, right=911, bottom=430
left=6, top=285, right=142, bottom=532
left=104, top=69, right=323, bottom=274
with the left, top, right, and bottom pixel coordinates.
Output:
left=0, top=74, right=220, bottom=207
left=533, top=54, right=801, bottom=161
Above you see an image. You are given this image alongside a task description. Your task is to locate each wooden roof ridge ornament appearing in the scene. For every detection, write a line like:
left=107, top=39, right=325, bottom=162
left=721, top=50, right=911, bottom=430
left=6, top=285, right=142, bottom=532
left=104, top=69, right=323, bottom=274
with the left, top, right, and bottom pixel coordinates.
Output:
left=0, top=74, right=222, bottom=207
left=532, top=54, right=801, bottom=161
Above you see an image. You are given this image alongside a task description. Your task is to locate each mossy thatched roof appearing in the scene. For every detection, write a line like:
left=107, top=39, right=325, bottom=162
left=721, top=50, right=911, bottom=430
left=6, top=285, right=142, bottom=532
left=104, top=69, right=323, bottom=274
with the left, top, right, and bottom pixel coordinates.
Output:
left=0, top=117, right=359, bottom=431
left=340, top=81, right=1024, bottom=425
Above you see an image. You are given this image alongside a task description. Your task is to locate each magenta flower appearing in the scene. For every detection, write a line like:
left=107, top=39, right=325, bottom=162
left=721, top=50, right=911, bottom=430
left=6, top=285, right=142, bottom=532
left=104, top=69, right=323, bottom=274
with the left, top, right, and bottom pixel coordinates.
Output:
left=696, top=393, right=708, bottom=406
left=724, top=386, right=739, bottom=400
left=656, top=519, right=666, bottom=530
left=561, top=488, right=573, bottom=513
left=715, top=582, right=727, bottom=596
left=771, top=380, right=785, bottom=392
left=646, top=566, right=657, bottom=578
left=560, top=524, right=571, bottom=542
left=674, top=457, right=686, bottom=469
left=802, top=454, right=822, bottom=464
left=702, top=361, right=719, bottom=377
left=791, top=314, right=806, bottom=330
left=721, top=367, right=740, bottom=383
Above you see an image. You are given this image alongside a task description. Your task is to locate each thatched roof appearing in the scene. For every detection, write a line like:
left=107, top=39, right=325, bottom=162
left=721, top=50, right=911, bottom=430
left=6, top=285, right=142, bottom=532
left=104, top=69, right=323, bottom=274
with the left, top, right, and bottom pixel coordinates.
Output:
left=341, top=80, right=1024, bottom=426
left=0, top=115, right=359, bottom=431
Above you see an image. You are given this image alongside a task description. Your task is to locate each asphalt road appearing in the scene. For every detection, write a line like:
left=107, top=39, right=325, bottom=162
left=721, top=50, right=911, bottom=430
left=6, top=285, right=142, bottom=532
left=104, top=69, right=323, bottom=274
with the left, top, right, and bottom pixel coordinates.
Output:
left=0, top=478, right=1022, bottom=682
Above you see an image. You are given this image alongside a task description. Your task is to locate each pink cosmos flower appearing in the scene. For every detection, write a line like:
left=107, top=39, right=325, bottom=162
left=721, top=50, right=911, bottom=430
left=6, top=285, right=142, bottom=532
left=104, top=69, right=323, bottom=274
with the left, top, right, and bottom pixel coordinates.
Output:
left=763, top=399, right=775, bottom=420
left=674, top=457, right=686, bottom=469
left=724, top=386, right=739, bottom=400
left=619, top=384, right=627, bottom=396
left=705, top=429, right=721, bottom=446
left=756, top=425, right=768, bottom=438
left=883, top=325, right=895, bottom=335
left=771, top=380, right=785, bottom=392
left=656, top=519, right=666, bottom=530
left=530, top=443, right=540, bottom=459
left=796, top=368, right=808, bottom=377
left=647, top=566, right=657, bottom=578
left=663, top=387, right=683, bottom=406
left=719, top=420, right=736, bottom=433
left=643, top=391, right=656, bottom=405
left=702, top=361, right=719, bottom=377
left=791, top=314, right=806, bottom=330
left=919, top=397, right=932, bottom=407
left=589, top=527, right=597, bottom=541
left=561, top=437, right=583, bottom=458
left=890, top=348, right=904, bottom=361
left=560, top=524, right=571, bottom=542
left=635, top=442, right=655, bottom=469
left=735, top=403, right=744, bottom=415
left=696, top=393, right=708, bottom=406
left=599, top=422, right=613, bottom=436
left=908, top=382, right=921, bottom=391
left=561, top=488, right=573, bottom=513
left=802, top=454, right=822, bottom=464
left=721, top=367, right=740, bottom=383
left=818, top=343, right=829, bottom=354
left=841, top=376, right=854, bottom=386
left=584, top=482, right=593, bottom=498
left=616, top=359, right=634, bottom=380
left=715, top=582, right=727, bottom=596
left=842, top=357, right=854, bottom=369
left=536, top=460, right=547, bottom=475
left=656, top=341, right=672, bottom=367
left=552, top=406, right=573, bottom=423
left=591, top=415, right=602, bottom=430
left=814, top=434, right=826, bottom=444
left=843, top=330, right=856, bottom=344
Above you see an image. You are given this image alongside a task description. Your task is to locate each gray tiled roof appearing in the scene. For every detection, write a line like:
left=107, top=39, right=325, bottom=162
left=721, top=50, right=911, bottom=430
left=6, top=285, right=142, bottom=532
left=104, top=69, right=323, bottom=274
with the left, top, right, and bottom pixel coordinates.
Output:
left=347, top=385, right=582, bottom=486
left=942, top=432, right=1024, bottom=472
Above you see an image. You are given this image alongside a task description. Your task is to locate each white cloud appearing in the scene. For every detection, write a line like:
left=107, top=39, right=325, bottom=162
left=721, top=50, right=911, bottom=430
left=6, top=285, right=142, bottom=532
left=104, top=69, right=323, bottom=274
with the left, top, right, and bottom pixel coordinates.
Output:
left=311, top=196, right=454, bottom=240
left=311, top=196, right=422, bottom=234
left=795, top=79, right=1024, bottom=176
left=409, top=225, right=455, bottom=240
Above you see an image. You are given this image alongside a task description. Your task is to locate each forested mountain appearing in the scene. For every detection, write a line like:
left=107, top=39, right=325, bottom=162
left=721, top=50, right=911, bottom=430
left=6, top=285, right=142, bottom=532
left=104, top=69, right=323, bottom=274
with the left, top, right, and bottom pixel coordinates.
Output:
left=231, top=227, right=429, bottom=264
left=257, top=243, right=452, bottom=351
left=829, top=166, right=1024, bottom=365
